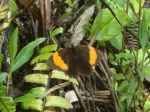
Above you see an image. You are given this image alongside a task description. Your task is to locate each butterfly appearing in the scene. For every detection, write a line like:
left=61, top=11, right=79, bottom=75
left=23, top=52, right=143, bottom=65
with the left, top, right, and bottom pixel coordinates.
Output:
left=46, top=45, right=103, bottom=77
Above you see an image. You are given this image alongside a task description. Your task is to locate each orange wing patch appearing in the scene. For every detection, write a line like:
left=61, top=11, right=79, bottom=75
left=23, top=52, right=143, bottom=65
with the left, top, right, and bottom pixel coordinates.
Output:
left=53, top=52, right=68, bottom=70
left=89, top=46, right=97, bottom=65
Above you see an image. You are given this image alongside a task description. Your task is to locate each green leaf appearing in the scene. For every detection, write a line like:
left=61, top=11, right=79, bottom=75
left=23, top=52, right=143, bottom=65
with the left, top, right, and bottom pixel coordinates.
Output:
left=30, top=53, right=52, bottom=65
left=11, top=38, right=45, bottom=72
left=14, top=93, right=45, bottom=102
left=117, top=80, right=129, bottom=92
left=130, top=0, right=145, bottom=13
left=140, top=12, right=147, bottom=53
left=0, top=72, right=8, bottom=82
left=0, top=10, right=7, bottom=19
left=115, top=52, right=134, bottom=61
left=50, top=27, right=63, bottom=39
left=143, top=9, right=150, bottom=29
left=144, top=101, right=150, bottom=112
left=21, top=99, right=43, bottom=111
left=0, top=18, right=12, bottom=32
left=0, top=86, right=7, bottom=97
left=29, top=87, right=46, bottom=94
left=88, top=12, right=101, bottom=40
left=109, top=32, right=122, bottom=50
left=51, top=70, right=78, bottom=85
left=0, top=53, right=4, bottom=70
left=0, top=97, right=16, bottom=111
left=9, top=0, right=18, bottom=16
left=96, top=9, right=129, bottom=42
left=9, top=27, right=18, bottom=60
left=65, top=0, right=74, bottom=7
left=45, top=96, right=73, bottom=109
left=120, top=93, right=132, bottom=101
left=25, top=73, right=48, bottom=85
left=0, top=4, right=8, bottom=12
left=137, top=69, right=145, bottom=81
left=8, top=23, right=16, bottom=40
left=39, top=44, right=57, bottom=54
left=126, top=77, right=138, bottom=108
left=44, top=110, right=51, bottom=112
left=33, top=63, right=50, bottom=71
left=115, top=73, right=126, bottom=80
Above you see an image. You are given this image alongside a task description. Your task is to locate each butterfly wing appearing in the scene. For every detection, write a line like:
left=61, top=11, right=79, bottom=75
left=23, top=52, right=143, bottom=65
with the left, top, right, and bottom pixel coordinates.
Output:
left=46, top=48, right=69, bottom=71
left=75, top=45, right=103, bottom=75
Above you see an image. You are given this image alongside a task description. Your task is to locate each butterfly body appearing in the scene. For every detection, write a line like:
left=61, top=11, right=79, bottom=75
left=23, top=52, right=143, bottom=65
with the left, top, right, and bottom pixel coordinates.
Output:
left=47, top=45, right=103, bottom=77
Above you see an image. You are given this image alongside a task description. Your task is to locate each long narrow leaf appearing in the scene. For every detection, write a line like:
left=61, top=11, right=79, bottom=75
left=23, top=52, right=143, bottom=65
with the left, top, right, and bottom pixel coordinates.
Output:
left=11, top=38, right=45, bottom=72
left=140, top=12, right=147, bottom=53
left=9, top=27, right=18, bottom=60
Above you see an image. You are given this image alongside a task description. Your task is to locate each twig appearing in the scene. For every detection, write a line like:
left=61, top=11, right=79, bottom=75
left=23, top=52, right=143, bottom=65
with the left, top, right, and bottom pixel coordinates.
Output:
left=100, top=61, right=119, bottom=112
left=45, top=81, right=71, bottom=96
left=72, top=84, right=88, bottom=112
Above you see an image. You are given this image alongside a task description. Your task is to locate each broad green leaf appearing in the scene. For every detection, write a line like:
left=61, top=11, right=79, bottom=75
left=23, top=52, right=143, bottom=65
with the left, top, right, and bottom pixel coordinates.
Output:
left=105, top=0, right=126, bottom=10
left=45, top=96, right=73, bottom=109
left=9, top=27, right=18, bottom=60
left=96, top=9, right=129, bottom=42
left=112, top=0, right=125, bottom=9
left=9, top=0, right=18, bottom=16
left=11, top=38, right=45, bottom=72
left=50, top=27, right=63, bottom=39
left=96, top=9, right=121, bottom=41
left=117, top=80, right=129, bottom=92
left=140, top=12, right=147, bottom=53
left=39, top=44, right=57, bottom=54
left=0, top=53, right=4, bottom=70
left=0, top=72, right=8, bottom=82
left=51, top=70, right=78, bottom=85
left=30, top=53, right=52, bottom=65
left=21, top=99, right=43, bottom=111
left=109, top=32, right=122, bottom=50
left=33, top=63, right=50, bottom=71
left=14, top=93, right=45, bottom=102
left=25, top=73, right=48, bottom=85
